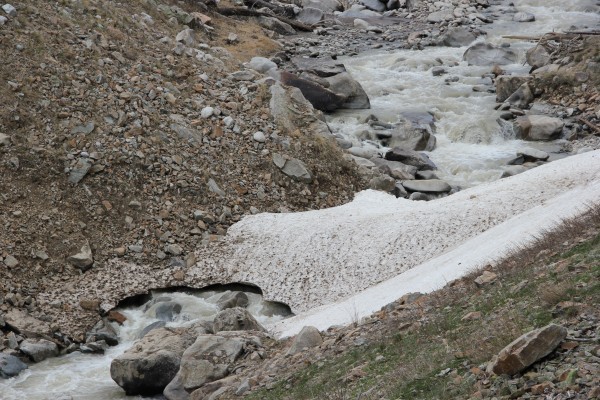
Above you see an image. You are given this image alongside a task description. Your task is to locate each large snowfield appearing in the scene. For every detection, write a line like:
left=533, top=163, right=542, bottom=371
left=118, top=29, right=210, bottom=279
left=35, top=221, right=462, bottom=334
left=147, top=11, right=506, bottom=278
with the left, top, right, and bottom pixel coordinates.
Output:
left=209, top=150, right=600, bottom=337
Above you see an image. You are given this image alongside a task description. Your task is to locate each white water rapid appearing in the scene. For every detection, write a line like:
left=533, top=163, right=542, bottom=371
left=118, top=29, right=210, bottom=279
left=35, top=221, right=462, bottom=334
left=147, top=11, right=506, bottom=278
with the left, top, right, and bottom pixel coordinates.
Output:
left=328, top=0, right=599, bottom=187
left=0, top=290, right=290, bottom=400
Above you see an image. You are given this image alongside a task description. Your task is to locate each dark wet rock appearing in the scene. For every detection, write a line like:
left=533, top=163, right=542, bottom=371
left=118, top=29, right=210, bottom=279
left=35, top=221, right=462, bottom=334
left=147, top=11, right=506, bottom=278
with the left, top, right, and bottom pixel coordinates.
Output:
left=216, top=291, right=249, bottom=310
left=111, top=327, right=195, bottom=396
left=385, top=148, right=437, bottom=170
left=155, top=301, right=183, bottom=322
left=0, top=354, right=28, bottom=379
left=86, top=318, right=119, bottom=346
left=280, top=71, right=345, bottom=112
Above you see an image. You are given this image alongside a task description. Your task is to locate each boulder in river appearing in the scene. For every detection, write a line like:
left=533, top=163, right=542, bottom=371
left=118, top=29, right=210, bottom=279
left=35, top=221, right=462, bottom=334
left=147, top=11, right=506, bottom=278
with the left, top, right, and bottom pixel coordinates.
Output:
left=463, top=43, right=518, bottom=66
left=111, top=327, right=195, bottom=396
left=154, top=301, right=183, bottom=322
left=213, top=307, right=266, bottom=333
left=0, top=354, right=28, bottom=379
left=86, top=318, right=119, bottom=346
left=371, top=158, right=417, bottom=180
left=325, top=72, right=371, bottom=110
left=526, top=46, right=551, bottom=71
left=505, top=83, right=534, bottom=109
left=513, top=11, right=535, bottom=22
left=19, top=339, right=59, bottom=363
left=216, top=291, right=249, bottom=310
left=514, top=115, right=564, bottom=141
left=495, top=76, right=532, bottom=103
left=437, top=27, right=478, bottom=47
left=385, top=148, right=437, bottom=171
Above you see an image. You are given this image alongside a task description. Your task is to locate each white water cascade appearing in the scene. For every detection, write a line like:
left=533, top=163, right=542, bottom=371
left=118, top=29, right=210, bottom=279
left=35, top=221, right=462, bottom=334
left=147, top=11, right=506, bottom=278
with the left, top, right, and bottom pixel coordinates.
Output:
left=0, top=290, right=291, bottom=400
left=328, top=0, right=599, bottom=187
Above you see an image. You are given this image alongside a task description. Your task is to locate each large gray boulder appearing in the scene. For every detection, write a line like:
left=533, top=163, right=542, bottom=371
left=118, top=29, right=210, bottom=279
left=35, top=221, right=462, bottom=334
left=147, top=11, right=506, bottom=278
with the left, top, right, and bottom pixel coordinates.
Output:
left=110, top=327, right=195, bottom=396
left=489, top=324, right=567, bottom=375
left=280, top=71, right=345, bottom=112
left=0, top=354, right=28, bottom=379
left=514, top=115, right=564, bottom=141
left=167, top=335, right=245, bottom=395
left=437, top=27, right=477, bottom=47
left=325, top=72, right=371, bottom=110
left=20, top=339, right=59, bottom=363
left=382, top=118, right=436, bottom=151
left=287, top=326, right=323, bottom=355
left=213, top=307, right=266, bottom=333
left=463, top=43, right=518, bottom=66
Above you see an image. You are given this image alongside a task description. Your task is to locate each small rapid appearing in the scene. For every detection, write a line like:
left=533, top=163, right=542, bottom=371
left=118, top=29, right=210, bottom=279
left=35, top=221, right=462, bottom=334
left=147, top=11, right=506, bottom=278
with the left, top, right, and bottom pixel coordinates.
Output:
left=0, top=289, right=291, bottom=400
left=328, top=0, right=599, bottom=187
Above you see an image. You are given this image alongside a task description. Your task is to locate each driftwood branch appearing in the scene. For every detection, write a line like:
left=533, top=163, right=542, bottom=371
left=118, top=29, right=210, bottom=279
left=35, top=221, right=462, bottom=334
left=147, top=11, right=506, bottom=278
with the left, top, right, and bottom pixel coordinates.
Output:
left=579, top=117, right=600, bottom=135
left=217, top=7, right=312, bottom=31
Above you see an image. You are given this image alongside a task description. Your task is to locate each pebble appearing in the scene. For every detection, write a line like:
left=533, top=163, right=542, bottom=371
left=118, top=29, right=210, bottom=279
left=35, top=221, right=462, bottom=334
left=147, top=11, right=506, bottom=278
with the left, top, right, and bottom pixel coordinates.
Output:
left=253, top=131, right=266, bottom=143
left=200, top=107, right=214, bottom=118
left=2, top=4, right=16, bottom=17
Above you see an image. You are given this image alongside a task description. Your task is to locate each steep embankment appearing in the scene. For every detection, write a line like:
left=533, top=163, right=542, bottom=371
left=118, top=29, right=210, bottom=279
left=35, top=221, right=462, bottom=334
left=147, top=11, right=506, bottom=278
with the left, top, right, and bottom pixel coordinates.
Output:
left=0, top=0, right=363, bottom=339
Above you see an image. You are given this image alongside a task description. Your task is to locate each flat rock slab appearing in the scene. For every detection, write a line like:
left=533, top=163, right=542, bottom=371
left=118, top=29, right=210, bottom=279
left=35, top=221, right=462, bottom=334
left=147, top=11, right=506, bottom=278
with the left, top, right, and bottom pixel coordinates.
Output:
left=402, top=179, right=451, bottom=193
left=490, top=324, right=567, bottom=375
left=291, top=57, right=346, bottom=77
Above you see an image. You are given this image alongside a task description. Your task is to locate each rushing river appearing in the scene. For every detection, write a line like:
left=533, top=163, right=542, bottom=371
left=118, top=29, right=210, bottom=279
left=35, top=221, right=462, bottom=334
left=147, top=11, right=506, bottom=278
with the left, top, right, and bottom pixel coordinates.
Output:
left=0, top=290, right=291, bottom=400
left=328, top=0, right=600, bottom=187
left=1, top=1, right=599, bottom=399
